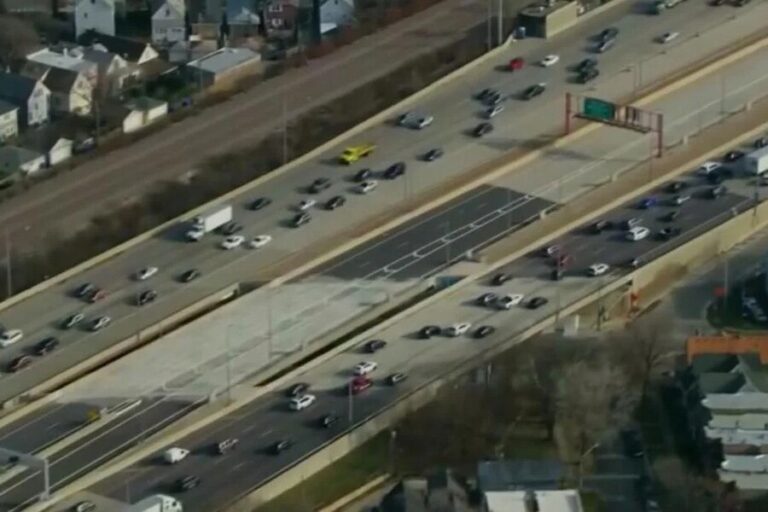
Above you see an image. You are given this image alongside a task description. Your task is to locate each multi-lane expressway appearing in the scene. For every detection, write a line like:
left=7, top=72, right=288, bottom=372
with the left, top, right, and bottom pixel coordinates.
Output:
left=1, top=9, right=768, bottom=507
left=3, top=24, right=768, bottom=508
left=71, top=133, right=765, bottom=512
left=0, top=0, right=764, bottom=407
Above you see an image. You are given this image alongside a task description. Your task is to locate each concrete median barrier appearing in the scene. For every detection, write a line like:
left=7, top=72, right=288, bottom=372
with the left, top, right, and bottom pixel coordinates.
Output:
left=34, top=79, right=768, bottom=512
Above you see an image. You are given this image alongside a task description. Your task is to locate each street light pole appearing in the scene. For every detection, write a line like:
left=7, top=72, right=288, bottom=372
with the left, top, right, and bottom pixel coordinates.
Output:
left=4, top=229, right=11, bottom=299
left=347, top=383, right=354, bottom=424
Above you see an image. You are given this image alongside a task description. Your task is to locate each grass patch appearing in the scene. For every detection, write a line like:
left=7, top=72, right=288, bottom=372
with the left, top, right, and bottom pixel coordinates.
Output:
left=581, top=490, right=606, bottom=512
left=255, top=433, right=389, bottom=512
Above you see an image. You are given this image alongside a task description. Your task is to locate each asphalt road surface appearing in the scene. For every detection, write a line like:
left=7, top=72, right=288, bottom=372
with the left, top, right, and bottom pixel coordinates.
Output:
left=70, top=176, right=753, bottom=512
left=0, top=0, right=765, bottom=408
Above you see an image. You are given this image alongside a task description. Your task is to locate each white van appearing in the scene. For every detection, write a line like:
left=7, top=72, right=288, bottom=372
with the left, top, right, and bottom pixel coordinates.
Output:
left=163, top=447, right=190, bottom=464
left=626, top=226, right=650, bottom=241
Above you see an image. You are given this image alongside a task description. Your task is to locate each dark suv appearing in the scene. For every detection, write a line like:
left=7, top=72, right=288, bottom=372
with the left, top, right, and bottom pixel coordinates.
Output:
left=364, top=339, right=387, bottom=353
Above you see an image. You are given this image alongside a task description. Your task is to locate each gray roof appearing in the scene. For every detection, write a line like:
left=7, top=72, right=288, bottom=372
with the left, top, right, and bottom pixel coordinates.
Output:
left=187, top=47, right=259, bottom=75
left=0, top=72, right=40, bottom=104
left=0, top=100, right=19, bottom=116
left=379, top=470, right=470, bottom=512
left=79, top=31, right=152, bottom=62
left=42, top=68, right=81, bottom=93
left=477, top=459, right=565, bottom=491
left=0, top=146, right=44, bottom=170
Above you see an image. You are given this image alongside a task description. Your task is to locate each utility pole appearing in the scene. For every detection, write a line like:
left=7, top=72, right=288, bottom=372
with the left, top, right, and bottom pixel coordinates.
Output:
left=282, top=97, right=288, bottom=165
left=225, top=325, right=233, bottom=403
left=4, top=229, right=11, bottom=299
left=497, top=0, right=503, bottom=46
left=347, top=383, right=354, bottom=424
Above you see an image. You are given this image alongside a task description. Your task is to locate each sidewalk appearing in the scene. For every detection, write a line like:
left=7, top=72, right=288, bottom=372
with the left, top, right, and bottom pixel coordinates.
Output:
left=0, top=0, right=489, bottom=249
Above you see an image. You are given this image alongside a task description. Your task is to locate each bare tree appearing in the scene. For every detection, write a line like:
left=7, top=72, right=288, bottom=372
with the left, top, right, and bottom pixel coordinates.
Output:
left=555, top=358, right=638, bottom=483
left=610, top=310, right=679, bottom=399
left=0, top=16, right=39, bottom=71
left=653, top=456, right=724, bottom=512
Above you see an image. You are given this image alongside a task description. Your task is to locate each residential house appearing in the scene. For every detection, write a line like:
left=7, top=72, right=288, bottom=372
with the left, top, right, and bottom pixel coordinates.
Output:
left=0, top=72, right=51, bottom=128
left=152, top=0, right=188, bottom=45
left=41, top=68, right=94, bottom=116
left=186, top=46, right=261, bottom=90
left=262, top=0, right=298, bottom=36
left=378, top=470, right=473, bottom=512
left=683, top=336, right=768, bottom=491
left=201, top=0, right=261, bottom=39
left=483, top=489, right=583, bottom=512
left=79, top=32, right=160, bottom=66
left=319, top=0, right=354, bottom=34
left=0, top=146, right=46, bottom=178
left=20, top=127, right=74, bottom=167
left=167, top=39, right=217, bottom=64
left=75, top=0, right=117, bottom=38
left=81, top=47, right=131, bottom=96
left=105, top=97, right=168, bottom=133
left=0, top=101, right=19, bottom=142
left=25, top=47, right=99, bottom=86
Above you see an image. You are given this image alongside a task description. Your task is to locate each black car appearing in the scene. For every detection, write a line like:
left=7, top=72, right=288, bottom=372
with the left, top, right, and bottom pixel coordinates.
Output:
left=473, top=122, right=494, bottom=137
left=755, top=136, right=768, bottom=149
left=419, top=325, right=441, bottom=339
left=270, top=439, right=294, bottom=455
left=386, top=372, right=408, bottom=385
left=318, top=414, right=340, bottom=428
left=723, top=150, right=745, bottom=162
left=286, top=382, right=309, bottom=397
left=622, top=428, right=645, bottom=458
left=74, top=283, right=96, bottom=299
left=522, top=84, right=546, bottom=100
left=485, top=92, right=503, bottom=106
left=219, top=222, right=243, bottom=235
left=325, top=195, right=346, bottom=210
left=137, top=289, right=158, bottom=306
left=491, top=272, right=512, bottom=286
left=475, top=325, right=495, bottom=338
left=528, top=297, right=549, bottom=309
left=292, top=212, right=311, bottom=227
left=706, top=172, right=724, bottom=185
left=34, top=337, right=60, bottom=356
left=309, top=177, right=332, bottom=193
left=176, top=475, right=201, bottom=491
left=476, top=88, right=497, bottom=101
left=383, top=162, right=406, bottom=179
left=424, top=148, right=444, bottom=162
left=364, top=339, right=387, bottom=353
left=665, top=181, right=687, bottom=193
left=576, top=58, right=598, bottom=74
left=598, top=27, right=619, bottom=43
left=590, top=219, right=611, bottom=234
left=596, top=37, right=616, bottom=54
left=657, top=226, right=682, bottom=240
left=709, top=185, right=727, bottom=198
left=477, top=292, right=498, bottom=307
left=578, top=67, right=599, bottom=84
left=62, top=313, right=85, bottom=329
left=249, top=197, right=272, bottom=210
left=353, top=168, right=373, bottom=182
left=180, top=268, right=201, bottom=283
left=660, top=210, right=680, bottom=223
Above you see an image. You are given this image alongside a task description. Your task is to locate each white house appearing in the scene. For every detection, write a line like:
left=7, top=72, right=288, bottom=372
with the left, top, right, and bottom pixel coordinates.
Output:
left=152, top=0, right=187, bottom=45
left=79, top=32, right=160, bottom=66
left=0, top=146, right=46, bottom=177
left=75, top=0, right=116, bottom=38
left=0, top=72, right=51, bottom=128
left=0, top=101, right=19, bottom=142
left=110, top=97, right=168, bottom=134
left=25, top=47, right=99, bottom=86
left=81, top=47, right=130, bottom=95
left=41, top=68, right=93, bottom=116
left=320, top=0, right=355, bottom=33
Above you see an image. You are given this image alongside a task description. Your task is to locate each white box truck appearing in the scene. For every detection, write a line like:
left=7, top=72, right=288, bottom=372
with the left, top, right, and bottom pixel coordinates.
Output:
left=163, top=447, right=189, bottom=464
left=186, top=205, right=232, bottom=241
left=743, top=146, right=768, bottom=176
left=125, top=494, right=183, bottom=512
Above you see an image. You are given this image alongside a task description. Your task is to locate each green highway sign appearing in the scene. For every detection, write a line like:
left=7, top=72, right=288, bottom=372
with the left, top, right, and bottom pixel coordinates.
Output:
left=583, top=97, right=616, bottom=121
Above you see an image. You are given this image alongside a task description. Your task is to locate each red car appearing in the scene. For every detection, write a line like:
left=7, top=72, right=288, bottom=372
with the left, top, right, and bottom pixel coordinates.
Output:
left=508, top=57, right=525, bottom=71
left=87, top=289, right=107, bottom=303
left=350, top=376, right=373, bottom=394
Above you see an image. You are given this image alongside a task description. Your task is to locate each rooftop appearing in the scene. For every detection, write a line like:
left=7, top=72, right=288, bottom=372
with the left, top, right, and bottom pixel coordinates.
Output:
left=78, top=31, right=153, bottom=62
left=26, top=48, right=97, bottom=75
left=484, top=490, right=583, bottom=512
left=187, top=47, right=260, bottom=75
left=0, top=100, right=19, bottom=116
left=0, top=146, right=44, bottom=170
left=477, top=459, right=565, bottom=492
left=520, top=0, right=574, bottom=18
left=0, top=72, right=42, bottom=103
left=721, top=454, right=768, bottom=473
left=687, top=335, right=768, bottom=364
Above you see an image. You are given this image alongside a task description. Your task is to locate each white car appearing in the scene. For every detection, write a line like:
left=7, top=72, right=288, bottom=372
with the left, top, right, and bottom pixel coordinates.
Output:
left=163, top=447, right=190, bottom=464
left=221, top=235, right=245, bottom=250
left=445, top=322, right=472, bottom=337
left=588, top=263, right=610, bottom=276
left=249, top=235, right=272, bottom=249
left=658, top=31, right=679, bottom=44
left=357, top=180, right=378, bottom=194
left=496, top=294, right=525, bottom=310
left=486, top=105, right=504, bottom=119
left=289, top=393, right=317, bottom=411
left=91, top=315, right=111, bottom=331
left=697, top=161, right=721, bottom=176
left=135, top=266, right=158, bottom=281
left=626, top=226, right=650, bottom=241
left=540, top=54, right=560, bottom=67
left=0, top=329, right=23, bottom=348
left=298, top=199, right=316, bottom=211
left=353, top=360, right=378, bottom=376
left=415, top=115, right=434, bottom=129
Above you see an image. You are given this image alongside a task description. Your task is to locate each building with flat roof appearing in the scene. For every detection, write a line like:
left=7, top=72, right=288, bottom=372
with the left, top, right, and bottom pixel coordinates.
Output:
left=186, top=46, right=261, bottom=90
left=517, top=0, right=581, bottom=38
left=483, top=489, right=583, bottom=512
